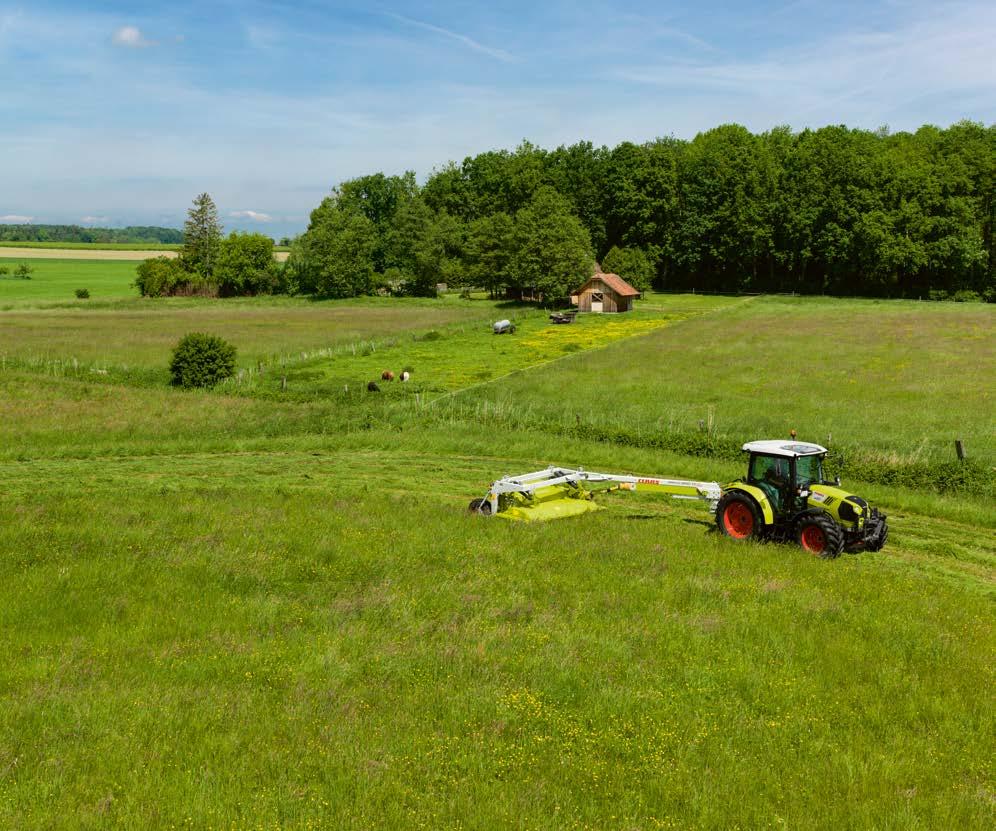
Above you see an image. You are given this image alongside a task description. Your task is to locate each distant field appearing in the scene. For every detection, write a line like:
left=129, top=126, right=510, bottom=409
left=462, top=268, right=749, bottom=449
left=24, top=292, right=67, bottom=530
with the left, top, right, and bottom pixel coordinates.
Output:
left=0, top=257, right=139, bottom=300
left=0, top=241, right=179, bottom=251
left=0, top=247, right=290, bottom=262
left=0, top=295, right=514, bottom=370
left=448, top=295, right=996, bottom=467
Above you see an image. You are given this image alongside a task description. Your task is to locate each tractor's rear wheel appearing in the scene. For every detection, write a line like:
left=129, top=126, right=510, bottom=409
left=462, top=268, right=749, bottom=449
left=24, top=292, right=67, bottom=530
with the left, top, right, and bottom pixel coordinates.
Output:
left=795, top=511, right=844, bottom=559
left=716, top=492, right=762, bottom=541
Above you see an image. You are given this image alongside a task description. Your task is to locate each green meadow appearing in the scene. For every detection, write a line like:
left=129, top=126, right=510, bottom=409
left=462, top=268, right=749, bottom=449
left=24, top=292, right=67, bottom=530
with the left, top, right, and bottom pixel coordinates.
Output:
left=0, top=267, right=993, bottom=829
left=0, top=258, right=141, bottom=302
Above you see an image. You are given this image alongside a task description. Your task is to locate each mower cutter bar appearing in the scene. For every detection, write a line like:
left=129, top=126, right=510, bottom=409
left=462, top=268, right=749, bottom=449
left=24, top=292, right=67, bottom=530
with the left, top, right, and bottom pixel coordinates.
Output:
left=473, top=466, right=722, bottom=521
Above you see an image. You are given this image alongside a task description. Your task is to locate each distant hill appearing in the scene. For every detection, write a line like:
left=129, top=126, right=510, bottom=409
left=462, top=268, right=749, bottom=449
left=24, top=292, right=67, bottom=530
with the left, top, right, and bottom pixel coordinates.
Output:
left=0, top=224, right=184, bottom=244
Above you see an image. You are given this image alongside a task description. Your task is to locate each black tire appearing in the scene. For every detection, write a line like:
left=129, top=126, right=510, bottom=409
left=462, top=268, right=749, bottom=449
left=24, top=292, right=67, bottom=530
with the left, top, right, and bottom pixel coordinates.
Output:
left=468, top=498, right=492, bottom=515
left=795, top=511, right=844, bottom=559
left=716, top=492, right=763, bottom=541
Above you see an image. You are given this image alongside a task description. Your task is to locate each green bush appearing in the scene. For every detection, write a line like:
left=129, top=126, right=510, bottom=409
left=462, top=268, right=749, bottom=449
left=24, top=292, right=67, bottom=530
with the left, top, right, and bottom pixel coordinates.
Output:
left=75, top=288, right=90, bottom=299
left=951, top=289, right=981, bottom=303
left=169, top=333, right=237, bottom=388
left=14, top=263, right=33, bottom=280
left=136, top=256, right=185, bottom=297
left=135, top=256, right=215, bottom=297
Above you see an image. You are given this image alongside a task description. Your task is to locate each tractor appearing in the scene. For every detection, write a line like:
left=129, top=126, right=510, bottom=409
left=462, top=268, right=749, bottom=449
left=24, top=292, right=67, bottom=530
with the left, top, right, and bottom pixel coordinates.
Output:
left=469, top=439, right=888, bottom=558
left=714, top=440, right=888, bottom=557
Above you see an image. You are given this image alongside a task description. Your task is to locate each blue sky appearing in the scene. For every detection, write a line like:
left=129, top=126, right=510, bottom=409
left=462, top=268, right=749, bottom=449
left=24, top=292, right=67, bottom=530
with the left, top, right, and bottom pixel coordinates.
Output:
left=1, top=0, right=993, bottom=237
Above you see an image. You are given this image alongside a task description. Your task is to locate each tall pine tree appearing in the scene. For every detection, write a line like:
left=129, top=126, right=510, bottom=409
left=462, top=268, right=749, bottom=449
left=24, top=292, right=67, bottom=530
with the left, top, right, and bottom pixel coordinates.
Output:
left=182, top=193, right=223, bottom=276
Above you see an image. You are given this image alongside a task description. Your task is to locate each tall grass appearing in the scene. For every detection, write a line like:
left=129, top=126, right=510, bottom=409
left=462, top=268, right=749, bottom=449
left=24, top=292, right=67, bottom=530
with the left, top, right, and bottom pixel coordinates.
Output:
left=0, top=293, right=992, bottom=828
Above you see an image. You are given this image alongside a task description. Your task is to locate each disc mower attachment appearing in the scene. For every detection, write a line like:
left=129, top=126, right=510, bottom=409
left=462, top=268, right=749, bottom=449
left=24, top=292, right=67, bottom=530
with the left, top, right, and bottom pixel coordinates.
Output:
left=470, top=467, right=722, bottom=522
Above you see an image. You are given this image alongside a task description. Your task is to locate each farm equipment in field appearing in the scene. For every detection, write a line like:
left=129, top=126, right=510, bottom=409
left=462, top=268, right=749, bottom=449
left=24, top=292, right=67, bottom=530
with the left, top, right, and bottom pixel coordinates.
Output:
left=469, top=440, right=889, bottom=558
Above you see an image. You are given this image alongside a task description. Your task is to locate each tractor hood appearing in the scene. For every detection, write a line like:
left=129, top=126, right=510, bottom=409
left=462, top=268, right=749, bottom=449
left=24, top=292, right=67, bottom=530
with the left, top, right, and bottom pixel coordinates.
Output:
left=807, top=484, right=869, bottom=527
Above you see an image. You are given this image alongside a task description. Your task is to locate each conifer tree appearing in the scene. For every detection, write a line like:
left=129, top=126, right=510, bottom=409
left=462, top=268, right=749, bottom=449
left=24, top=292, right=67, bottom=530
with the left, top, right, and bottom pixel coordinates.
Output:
left=182, top=193, right=223, bottom=276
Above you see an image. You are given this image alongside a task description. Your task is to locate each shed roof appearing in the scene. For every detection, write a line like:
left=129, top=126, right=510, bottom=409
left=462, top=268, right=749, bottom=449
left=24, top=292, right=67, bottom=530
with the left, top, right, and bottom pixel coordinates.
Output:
left=576, top=272, right=641, bottom=297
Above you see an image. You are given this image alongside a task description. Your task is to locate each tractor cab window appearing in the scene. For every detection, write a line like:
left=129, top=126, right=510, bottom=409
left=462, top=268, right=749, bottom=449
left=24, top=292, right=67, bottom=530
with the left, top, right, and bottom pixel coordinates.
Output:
left=749, top=454, right=790, bottom=487
left=795, top=454, right=824, bottom=488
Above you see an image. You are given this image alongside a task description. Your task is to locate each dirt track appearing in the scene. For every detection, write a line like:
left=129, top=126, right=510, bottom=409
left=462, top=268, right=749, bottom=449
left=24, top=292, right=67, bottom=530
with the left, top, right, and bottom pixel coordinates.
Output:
left=0, top=247, right=290, bottom=262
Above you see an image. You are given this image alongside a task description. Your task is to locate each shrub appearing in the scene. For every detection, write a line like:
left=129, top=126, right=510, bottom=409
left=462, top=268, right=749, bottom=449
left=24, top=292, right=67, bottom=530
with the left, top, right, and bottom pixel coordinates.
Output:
left=951, top=289, right=981, bottom=303
left=75, top=288, right=90, bottom=299
left=14, top=263, right=33, bottom=280
left=169, top=333, right=237, bottom=388
left=135, top=256, right=189, bottom=297
left=0, top=265, right=8, bottom=276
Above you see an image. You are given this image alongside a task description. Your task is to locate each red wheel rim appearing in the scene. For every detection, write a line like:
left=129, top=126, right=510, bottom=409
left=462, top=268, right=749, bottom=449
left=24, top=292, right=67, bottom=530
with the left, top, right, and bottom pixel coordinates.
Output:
left=801, top=525, right=826, bottom=554
left=723, top=502, right=754, bottom=538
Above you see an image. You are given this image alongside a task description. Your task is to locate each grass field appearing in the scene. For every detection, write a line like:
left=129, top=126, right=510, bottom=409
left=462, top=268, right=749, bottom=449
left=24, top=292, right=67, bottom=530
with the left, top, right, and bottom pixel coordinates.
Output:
left=0, top=241, right=292, bottom=252
left=0, top=258, right=140, bottom=301
left=0, top=281, right=993, bottom=828
left=0, top=296, right=514, bottom=373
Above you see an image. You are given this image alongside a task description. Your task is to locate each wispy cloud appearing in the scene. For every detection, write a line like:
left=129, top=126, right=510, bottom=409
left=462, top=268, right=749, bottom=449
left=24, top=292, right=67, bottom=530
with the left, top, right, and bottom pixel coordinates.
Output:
left=81, top=215, right=110, bottom=224
left=0, top=214, right=34, bottom=223
left=386, top=13, right=515, bottom=63
left=230, top=210, right=273, bottom=222
left=112, top=25, right=155, bottom=48
left=611, top=1, right=996, bottom=121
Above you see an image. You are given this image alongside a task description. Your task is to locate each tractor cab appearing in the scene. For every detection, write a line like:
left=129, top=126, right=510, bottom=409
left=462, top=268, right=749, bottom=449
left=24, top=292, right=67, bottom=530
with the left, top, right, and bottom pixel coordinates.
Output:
left=743, top=440, right=827, bottom=515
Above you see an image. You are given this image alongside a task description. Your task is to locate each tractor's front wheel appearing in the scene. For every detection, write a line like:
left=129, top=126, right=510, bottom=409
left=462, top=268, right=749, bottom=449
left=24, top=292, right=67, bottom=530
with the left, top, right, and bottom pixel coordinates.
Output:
left=795, top=511, right=844, bottom=559
left=716, top=492, right=762, bottom=541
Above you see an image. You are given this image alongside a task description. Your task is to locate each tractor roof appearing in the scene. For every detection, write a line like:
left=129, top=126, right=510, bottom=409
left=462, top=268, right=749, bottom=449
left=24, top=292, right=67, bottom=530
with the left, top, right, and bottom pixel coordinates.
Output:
left=742, top=440, right=828, bottom=458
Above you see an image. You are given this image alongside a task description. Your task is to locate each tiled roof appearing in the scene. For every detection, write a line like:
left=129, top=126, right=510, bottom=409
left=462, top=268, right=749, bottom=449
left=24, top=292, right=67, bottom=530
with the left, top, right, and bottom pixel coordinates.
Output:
left=575, top=272, right=641, bottom=297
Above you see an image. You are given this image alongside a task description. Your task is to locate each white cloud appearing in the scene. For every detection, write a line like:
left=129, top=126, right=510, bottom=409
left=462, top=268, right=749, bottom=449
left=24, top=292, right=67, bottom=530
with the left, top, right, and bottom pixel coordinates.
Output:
left=230, top=210, right=273, bottom=222
left=0, top=214, right=34, bottom=223
left=112, top=25, right=155, bottom=48
left=81, top=215, right=110, bottom=224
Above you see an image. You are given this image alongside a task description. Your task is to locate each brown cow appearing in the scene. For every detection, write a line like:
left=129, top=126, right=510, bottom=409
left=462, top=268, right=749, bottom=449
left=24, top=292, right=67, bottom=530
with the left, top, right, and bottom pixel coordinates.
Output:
left=381, top=370, right=395, bottom=381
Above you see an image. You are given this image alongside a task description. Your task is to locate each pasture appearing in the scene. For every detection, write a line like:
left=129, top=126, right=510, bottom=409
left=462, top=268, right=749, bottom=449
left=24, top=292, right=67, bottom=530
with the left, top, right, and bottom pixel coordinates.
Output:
left=0, top=264, right=993, bottom=829
left=0, top=258, right=140, bottom=302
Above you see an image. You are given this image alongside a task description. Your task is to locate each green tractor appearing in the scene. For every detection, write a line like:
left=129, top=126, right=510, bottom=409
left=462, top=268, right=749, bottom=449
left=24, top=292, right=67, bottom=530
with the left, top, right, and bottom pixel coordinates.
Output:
left=715, top=440, right=888, bottom=558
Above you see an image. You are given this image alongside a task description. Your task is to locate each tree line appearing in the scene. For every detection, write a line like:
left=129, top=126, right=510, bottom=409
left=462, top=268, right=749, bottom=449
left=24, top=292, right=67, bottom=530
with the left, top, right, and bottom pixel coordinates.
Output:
left=138, top=121, right=994, bottom=301
left=288, top=121, right=993, bottom=301
left=0, top=224, right=184, bottom=244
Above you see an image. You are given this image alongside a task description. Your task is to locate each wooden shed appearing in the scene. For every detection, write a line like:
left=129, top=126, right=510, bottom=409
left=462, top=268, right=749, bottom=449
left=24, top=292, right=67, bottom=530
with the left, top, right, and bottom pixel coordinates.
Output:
left=573, top=272, right=640, bottom=313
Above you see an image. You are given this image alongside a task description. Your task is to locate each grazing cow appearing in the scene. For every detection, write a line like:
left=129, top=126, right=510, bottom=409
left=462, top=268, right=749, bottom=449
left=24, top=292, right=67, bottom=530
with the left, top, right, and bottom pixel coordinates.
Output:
left=381, top=370, right=395, bottom=381
left=400, top=371, right=411, bottom=382
left=367, top=381, right=381, bottom=392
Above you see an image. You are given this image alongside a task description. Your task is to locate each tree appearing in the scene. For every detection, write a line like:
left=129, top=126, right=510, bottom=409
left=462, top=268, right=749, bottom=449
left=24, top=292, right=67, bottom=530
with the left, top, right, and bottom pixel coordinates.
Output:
left=466, top=212, right=516, bottom=296
left=386, top=198, right=465, bottom=295
left=288, top=198, right=377, bottom=297
left=512, top=187, right=594, bottom=301
left=214, top=232, right=282, bottom=295
left=182, top=193, right=223, bottom=276
left=602, top=246, right=654, bottom=293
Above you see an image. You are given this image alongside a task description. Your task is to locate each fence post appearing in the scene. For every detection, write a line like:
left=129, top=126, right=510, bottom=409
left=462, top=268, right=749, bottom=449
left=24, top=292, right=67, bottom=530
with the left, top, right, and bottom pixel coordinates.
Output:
left=955, top=440, right=965, bottom=461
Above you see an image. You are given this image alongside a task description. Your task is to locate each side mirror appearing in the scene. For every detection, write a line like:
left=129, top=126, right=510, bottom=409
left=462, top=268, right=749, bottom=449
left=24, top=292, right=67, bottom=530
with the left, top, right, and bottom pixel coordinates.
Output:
left=834, top=475, right=841, bottom=486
